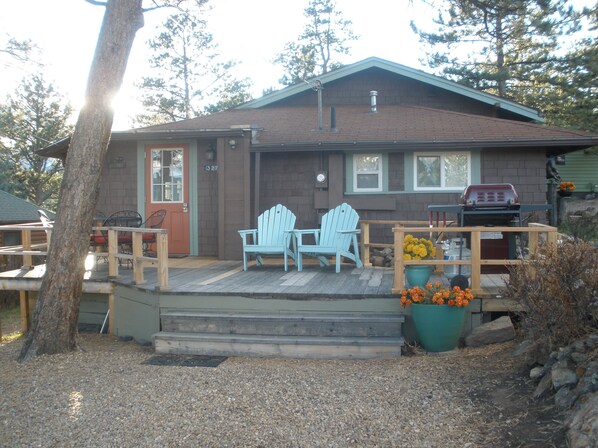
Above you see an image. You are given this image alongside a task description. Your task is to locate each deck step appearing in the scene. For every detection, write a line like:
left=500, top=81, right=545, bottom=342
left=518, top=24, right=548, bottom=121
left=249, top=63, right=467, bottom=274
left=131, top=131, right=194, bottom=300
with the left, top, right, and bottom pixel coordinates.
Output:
left=153, top=332, right=404, bottom=359
left=160, top=311, right=404, bottom=338
left=155, top=311, right=405, bottom=359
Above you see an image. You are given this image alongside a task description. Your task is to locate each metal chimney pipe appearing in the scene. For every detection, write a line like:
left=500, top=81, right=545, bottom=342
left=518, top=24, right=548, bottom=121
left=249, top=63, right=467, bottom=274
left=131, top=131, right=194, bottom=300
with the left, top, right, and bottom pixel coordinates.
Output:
left=370, top=90, right=378, bottom=113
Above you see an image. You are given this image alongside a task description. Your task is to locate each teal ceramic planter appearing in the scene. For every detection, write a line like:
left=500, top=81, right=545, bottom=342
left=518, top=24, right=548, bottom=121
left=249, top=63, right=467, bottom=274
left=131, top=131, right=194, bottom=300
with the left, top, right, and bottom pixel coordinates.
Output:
left=404, top=265, right=434, bottom=288
left=411, top=303, right=466, bottom=352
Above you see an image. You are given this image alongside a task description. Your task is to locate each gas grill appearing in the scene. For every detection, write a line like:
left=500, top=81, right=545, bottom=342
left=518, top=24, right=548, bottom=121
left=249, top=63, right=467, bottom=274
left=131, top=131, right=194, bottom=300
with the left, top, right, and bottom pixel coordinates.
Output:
left=428, top=183, right=552, bottom=274
left=459, top=183, right=521, bottom=226
left=428, top=183, right=550, bottom=228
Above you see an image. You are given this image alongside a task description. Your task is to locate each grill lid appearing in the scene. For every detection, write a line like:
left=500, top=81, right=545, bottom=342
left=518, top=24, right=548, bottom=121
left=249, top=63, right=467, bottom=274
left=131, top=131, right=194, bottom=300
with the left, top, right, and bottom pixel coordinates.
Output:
left=460, top=183, right=519, bottom=209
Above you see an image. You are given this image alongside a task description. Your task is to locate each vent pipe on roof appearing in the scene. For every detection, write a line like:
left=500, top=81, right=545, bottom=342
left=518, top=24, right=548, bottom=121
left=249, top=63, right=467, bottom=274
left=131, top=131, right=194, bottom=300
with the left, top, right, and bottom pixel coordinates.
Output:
left=370, top=90, right=378, bottom=113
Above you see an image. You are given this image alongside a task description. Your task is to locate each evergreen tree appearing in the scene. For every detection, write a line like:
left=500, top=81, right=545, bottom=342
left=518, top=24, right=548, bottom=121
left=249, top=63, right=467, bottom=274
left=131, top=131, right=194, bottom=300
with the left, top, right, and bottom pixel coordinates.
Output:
left=274, top=0, right=358, bottom=86
left=544, top=5, right=597, bottom=131
left=0, top=73, right=73, bottom=209
left=134, top=11, right=252, bottom=126
left=410, top=0, right=581, bottom=103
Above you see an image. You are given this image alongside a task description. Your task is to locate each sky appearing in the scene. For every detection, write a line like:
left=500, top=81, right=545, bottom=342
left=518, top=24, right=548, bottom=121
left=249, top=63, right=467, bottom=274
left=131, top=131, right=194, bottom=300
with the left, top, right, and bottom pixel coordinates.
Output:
left=1, top=0, right=437, bottom=129
left=0, top=0, right=592, bottom=130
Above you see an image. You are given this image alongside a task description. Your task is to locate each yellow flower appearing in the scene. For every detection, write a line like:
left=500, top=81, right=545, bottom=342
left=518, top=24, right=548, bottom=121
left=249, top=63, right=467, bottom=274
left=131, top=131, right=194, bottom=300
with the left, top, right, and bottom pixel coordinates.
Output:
left=403, top=234, right=436, bottom=260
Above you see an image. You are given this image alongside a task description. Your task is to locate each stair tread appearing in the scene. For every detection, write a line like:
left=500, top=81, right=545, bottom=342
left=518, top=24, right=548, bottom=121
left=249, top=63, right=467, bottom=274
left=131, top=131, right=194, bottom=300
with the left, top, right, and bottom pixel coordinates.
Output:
left=154, top=331, right=404, bottom=346
left=161, top=311, right=404, bottom=323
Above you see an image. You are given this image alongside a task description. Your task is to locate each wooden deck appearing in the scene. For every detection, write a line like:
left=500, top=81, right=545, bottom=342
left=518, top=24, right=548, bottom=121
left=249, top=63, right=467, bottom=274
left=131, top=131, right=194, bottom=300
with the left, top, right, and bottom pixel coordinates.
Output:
left=0, top=256, right=509, bottom=301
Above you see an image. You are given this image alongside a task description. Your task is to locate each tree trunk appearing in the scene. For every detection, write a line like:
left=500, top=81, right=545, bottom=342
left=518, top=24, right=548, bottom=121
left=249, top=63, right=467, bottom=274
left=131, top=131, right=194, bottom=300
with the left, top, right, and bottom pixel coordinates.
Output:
left=19, top=0, right=144, bottom=361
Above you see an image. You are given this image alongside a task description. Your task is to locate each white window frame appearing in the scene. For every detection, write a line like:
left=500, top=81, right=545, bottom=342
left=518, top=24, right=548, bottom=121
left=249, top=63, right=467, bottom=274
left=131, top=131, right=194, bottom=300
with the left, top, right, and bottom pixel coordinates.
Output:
left=413, top=152, right=471, bottom=191
left=353, top=153, right=383, bottom=192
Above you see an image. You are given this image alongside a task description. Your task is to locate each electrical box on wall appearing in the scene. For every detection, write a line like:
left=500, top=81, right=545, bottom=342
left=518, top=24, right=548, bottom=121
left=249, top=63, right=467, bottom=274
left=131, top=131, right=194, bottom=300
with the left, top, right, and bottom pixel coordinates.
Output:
left=315, top=171, right=328, bottom=188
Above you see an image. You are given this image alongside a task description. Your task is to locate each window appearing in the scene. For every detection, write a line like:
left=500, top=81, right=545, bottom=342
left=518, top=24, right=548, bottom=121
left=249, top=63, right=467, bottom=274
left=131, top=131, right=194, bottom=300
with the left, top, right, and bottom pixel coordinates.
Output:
left=414, top=152, right=470, bottom=190
left=151, top=148, right=184, bottom=202
left=353, top=154, right=382, bottom=192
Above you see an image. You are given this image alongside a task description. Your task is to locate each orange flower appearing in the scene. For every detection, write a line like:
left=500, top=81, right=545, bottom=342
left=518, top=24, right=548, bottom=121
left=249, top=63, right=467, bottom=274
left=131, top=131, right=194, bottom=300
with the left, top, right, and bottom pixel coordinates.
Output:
left=398, top=283, right=474, bottom=307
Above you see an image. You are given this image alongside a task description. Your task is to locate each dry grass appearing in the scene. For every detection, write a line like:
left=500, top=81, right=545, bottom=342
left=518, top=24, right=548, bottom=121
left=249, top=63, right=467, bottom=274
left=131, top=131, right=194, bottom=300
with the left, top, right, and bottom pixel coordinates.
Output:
left=0, top=305, right=23, bottom=343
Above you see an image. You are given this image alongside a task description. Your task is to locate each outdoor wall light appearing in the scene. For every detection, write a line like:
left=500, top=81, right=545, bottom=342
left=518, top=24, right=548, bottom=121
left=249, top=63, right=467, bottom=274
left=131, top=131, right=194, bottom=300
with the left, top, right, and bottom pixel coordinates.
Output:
left=228, top=139, right=237, bottom=150
left=206, top=143, right=216, bottom=161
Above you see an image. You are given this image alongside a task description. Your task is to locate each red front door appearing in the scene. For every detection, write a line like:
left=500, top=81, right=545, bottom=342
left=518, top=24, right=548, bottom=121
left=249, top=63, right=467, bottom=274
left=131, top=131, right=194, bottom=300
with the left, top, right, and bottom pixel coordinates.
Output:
left=145, top=144, right=190, bottom=255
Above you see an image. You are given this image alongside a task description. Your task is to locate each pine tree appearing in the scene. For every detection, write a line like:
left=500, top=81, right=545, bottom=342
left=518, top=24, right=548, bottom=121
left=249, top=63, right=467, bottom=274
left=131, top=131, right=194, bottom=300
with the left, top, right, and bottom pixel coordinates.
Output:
left=134, top=11, right=252, bottom=126
left=274, top=0, right=358, bottom=86
left=411, top=0, right=582, bottom=103
left=0, top=73, right=73, bottom=209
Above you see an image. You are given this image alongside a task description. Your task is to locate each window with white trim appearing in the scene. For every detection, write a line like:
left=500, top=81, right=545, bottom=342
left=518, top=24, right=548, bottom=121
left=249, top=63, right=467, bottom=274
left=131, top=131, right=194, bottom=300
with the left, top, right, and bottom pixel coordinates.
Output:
left=353, top=154, right=382, bottom=192
left=414, top=152, right=470, bottom=190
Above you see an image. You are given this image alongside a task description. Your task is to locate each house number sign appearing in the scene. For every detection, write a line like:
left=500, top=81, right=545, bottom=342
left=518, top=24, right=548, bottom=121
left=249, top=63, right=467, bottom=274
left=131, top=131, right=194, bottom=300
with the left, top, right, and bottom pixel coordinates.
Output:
left=204, top=164, right=218, bottom=171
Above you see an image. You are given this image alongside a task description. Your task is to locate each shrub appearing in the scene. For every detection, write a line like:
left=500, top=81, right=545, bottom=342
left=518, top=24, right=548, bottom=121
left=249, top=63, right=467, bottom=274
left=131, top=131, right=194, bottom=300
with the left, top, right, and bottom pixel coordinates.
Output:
left=559, top=216, right=598, bottom=242
left=501, top=240, right=598, bottom=353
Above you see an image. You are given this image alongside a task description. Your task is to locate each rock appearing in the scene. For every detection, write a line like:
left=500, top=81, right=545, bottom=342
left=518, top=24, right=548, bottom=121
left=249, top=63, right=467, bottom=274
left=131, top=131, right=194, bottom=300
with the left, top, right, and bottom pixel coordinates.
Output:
left=552, top=368, right=579, bottom=390
left=372, top=256, right=386, bottom=267
left=534, top=373, right=554, bottom=399
left=465, top=316, right=515, bottom=347
left=574, top=364, right=598, bottom=397
left=554, top=386, right=577, bottom=409
left=572, top=352, right=589, bottom=364
left=530, top=366, right=545, bottom=380
left=567, top=394, right=598, bottom=448
left=513, top=339, right=549, bottom=367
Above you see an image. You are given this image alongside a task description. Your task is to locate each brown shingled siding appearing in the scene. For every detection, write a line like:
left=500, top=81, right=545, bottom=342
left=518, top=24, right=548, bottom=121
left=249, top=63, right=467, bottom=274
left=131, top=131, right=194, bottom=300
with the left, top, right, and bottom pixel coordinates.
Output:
left=258, top=152, right=321, bottom=228
left=388, top=152, right=404, bottom=191
left=96, top=141, right=138, bottom=216
left=481, top=149, right=547, bottom=207
left=272, top=68, right=499, bottom=118
left=197, top=142, right=218, bottom=257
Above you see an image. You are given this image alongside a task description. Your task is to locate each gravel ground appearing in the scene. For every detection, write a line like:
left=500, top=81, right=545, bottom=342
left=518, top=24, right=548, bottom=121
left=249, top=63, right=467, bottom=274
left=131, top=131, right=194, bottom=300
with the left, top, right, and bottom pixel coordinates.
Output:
left=0, top=334, right=565, bottom=448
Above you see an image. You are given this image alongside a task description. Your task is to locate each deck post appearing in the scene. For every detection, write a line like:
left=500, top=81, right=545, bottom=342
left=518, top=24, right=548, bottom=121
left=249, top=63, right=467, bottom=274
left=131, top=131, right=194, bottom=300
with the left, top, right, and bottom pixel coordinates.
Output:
left=19, top=290, right=30, bottom=333
left=108, top=228, right=118, bottom=278
left=21, top=229, right=32, bottom=269
left=470, top=229, right=482, bottom=294
left=157, top=232, right=169, bottom=289
left=361, top=222, right=371, bottom=267
left=108, top=293, right=115, bottom=334
left=392, top=226, right=405, bottom=294
left=132, top=232, right=145, bottom=284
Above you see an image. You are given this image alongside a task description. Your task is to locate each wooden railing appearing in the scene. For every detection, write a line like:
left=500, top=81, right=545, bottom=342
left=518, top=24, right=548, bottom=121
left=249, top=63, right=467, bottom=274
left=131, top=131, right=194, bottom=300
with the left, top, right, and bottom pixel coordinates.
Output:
left=0, top=223, right=169, bottom=290
left=359, top=220, right=558, bottom=295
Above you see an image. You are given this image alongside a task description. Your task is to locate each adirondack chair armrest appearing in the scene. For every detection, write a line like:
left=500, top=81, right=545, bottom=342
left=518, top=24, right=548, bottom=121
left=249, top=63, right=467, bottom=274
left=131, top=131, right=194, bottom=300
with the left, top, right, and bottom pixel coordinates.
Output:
left=336, top=229, right=361, bottom=235
left=238, top=229, right=258, bottom=244
left=293, top=228, right=320, bottom=246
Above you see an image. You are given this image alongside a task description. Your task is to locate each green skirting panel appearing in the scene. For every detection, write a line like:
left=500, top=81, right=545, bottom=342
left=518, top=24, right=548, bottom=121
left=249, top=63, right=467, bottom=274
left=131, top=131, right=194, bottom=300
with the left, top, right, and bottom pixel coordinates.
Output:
left=114, top=285, right=160, bottom=345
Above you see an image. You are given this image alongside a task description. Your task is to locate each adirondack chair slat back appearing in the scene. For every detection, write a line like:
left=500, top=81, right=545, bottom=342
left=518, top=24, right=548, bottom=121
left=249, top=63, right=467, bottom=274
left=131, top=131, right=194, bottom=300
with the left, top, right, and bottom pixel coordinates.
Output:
left=319, top=203, right=359, bottom=248
left=257, top=204, right=296, bottom=246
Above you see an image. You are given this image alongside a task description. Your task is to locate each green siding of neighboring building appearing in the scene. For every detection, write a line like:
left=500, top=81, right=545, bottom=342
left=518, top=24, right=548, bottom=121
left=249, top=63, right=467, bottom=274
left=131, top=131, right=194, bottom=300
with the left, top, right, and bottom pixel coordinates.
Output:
left=558, top=150, right=598, bottom=193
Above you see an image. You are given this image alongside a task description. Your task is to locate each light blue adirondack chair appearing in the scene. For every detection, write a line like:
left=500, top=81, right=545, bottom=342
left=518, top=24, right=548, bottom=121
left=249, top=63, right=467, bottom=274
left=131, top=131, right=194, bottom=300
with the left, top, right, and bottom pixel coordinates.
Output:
left=295, top=203, right=363, bottom=273
left=238, top=204, right=297, bottom=271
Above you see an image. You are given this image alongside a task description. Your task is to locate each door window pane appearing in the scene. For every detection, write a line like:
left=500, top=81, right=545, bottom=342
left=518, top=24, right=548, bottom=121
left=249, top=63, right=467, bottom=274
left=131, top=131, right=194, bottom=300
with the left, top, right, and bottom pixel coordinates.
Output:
left=151, top=148, right=184, bottom=203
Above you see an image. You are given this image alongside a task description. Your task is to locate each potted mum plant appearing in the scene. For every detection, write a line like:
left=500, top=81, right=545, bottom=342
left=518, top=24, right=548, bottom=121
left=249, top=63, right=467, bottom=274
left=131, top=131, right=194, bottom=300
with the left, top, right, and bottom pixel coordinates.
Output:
left=558, top=181, right=576, bottom=197
left=400, top=281, right=474, bottom=352
left=403, top=234, right=436, bottom=287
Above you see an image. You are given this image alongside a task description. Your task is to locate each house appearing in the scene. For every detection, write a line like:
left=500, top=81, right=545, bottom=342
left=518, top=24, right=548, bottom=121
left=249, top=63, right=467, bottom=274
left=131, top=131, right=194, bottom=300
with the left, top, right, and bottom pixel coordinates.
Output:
left=0, top=189, right=54, bottom=252
left=39, top=57, right=598, bottom=260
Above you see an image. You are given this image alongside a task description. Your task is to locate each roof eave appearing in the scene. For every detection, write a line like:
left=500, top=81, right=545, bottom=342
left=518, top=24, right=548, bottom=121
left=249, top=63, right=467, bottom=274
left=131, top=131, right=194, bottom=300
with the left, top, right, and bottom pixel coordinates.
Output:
left=250, top=137, right=598, bottom=152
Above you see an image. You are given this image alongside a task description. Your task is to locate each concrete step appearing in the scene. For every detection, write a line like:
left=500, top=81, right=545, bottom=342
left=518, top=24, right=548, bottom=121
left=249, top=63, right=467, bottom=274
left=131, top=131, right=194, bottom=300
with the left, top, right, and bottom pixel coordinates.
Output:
left=153, top=332, right=404, bottom=359
left=160, top=311, right=404, bottom=338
